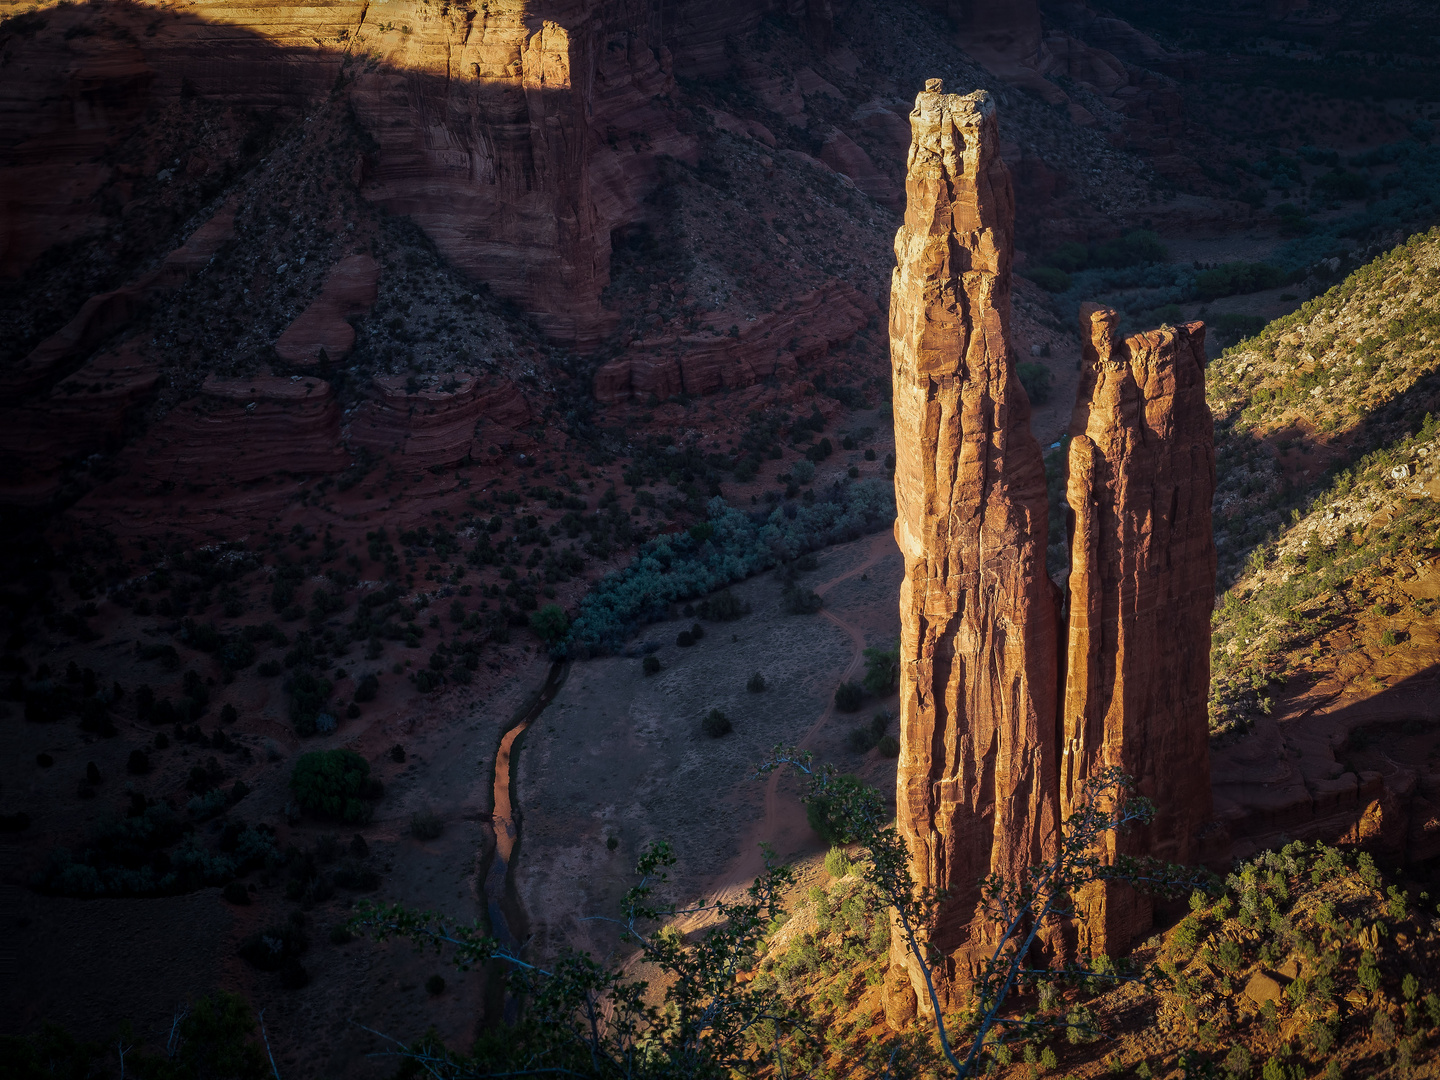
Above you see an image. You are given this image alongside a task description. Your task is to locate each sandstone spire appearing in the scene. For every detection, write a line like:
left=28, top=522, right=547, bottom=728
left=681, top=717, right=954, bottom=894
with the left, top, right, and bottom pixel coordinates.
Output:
left=889, top=81, right=1059, bottom=1012
left=1062, top=304, right=1216, bottom=955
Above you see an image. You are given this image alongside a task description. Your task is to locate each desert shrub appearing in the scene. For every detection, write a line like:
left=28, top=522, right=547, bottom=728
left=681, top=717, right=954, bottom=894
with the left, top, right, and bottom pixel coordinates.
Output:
left=426, top=974, right=447, bottom=996
left=239, top=920, right=308, bottom=973
left=862, top=643, right=899, bottom=696
left=701, top=708, right=732, bottom=738
left=286, top=669, right=333, bottom=736
left=791, top=460, right=816, bottom=485
left=566, top=484, right=893, bottom=653
left=876, top=734, right=900, bottom=757
left=257, top=660, right=282, bottom=677
left=410, top=811, right=443, bottom=840
left=126, top=748, right=151, bottom=774
left=824, top=847, right=855, bottom=878
left=529, top=604, right=571, bottom=647
left=222, top=881, right=250, bottom=905
left=806, top=773, right=867, bottom=844
left=689, top=622, right=705, bottom=640
left=333, top=859, right=380, bottom=891
left=783, top=585, right=822, bottom=614
left=698, top=589, right=749, bottom=620
left=676, top=630, right=695, bottom=647
left=747, top=671, right=766, bottom=692
left=1314, top=169, right=1370, bottom=200
left=354, top=673, right=379, bottom=702
left=290, top=749, right=381, bottom=824
left=1028, top=266, right=1072, bottom=293
left=1195, top=261, right=1285, bottom=301
left=1018, top=362, right=1053, bottom=405
left=643, top=655, right=661, bottom=675
left=834, top=682, right=865, bottom=713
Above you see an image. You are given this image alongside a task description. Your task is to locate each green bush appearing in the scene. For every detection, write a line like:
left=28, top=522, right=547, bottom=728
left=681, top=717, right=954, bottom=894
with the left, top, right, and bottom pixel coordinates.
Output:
left=824, top=847, right=855, bottom=878
left=701, top=708, right=732, bottom=738
left=876, top=734, right=900, bottom=757
left=1028, top=266, right=1072, bottom=293
left=698, top=589, right=749, bottom=621
left=290, top=749, right=381, bottom=824
left=782, top=585, right=822, bottom=614
left=529, top=604, right=571, bottom=647
left=353, top=673, right=379, bottom=703
left=1195, top=262, right=1285, bottom=301
left=806, top=774, right=867, bottom=844
left=1018, top=362, right=1053, bottom=405
left=1314, top=169, right=1370, bottom=200
left=747, top=671, right=766, bottom=692
left=410, top=811, right=443, bottom=840
left=643, top=654, right=661, bottom=675
left=834, top=682, right=865, bottom=713
left=862, top=643, right=899, bottom=696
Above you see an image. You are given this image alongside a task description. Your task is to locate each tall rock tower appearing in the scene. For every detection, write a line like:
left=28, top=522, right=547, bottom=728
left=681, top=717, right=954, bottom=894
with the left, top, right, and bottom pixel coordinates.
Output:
left=888, top=81, right=1059, bottom=1012
left=1062, top=304, right=1216, bottom=955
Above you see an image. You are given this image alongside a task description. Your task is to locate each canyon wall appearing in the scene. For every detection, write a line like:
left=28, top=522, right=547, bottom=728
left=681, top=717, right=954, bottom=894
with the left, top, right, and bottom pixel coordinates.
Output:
left=1062, top=304, right=1216, bottom=956
left=888, top=81, right=1059, bottom=1012
left=0, top=0, right=820, bottom=350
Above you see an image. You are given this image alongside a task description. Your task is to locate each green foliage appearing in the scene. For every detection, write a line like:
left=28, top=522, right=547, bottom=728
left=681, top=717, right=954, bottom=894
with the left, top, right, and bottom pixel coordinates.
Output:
left=411, top=811, right=443, bottom=840
left=782, top=584, right=823, bottom=614
left=1029, top=266, right=1072, bottom=292
left=529, top=604, right=571, bottom=647
left=833, top=681, right=865, bottom=713
left=746, top=671, right=766, bottom=692
left=349, top=841, right=800, bottom=1080
left=804, top=773, right=870, bottom=845
left=1195, top=262, right=1286, bottom=301
left=566, top=486, right=891, bottom=654
left=701, top=708, right=732, bottom=738
left=862, top=641, right=899, bottom=696
left=1018, top=362, right=1053, bottom=406
left=0, top=993, right=270, bottom=1080
left=823, top=847, right=855, bottom=879
left=697, top=588, right=749, bottom=621
left=642, top=654, right=661, bottom=676
left=290, top=749, right=381, bottom=823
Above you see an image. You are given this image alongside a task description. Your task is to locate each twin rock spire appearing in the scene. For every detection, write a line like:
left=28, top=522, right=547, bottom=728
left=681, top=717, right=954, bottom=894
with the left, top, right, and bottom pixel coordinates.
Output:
left=887, top=80, right=1216, bottom=1013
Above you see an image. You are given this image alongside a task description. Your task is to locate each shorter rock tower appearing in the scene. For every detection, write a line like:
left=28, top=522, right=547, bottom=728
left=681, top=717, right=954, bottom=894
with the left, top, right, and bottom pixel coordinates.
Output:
left=1062, top=304, right=1216, bottom=955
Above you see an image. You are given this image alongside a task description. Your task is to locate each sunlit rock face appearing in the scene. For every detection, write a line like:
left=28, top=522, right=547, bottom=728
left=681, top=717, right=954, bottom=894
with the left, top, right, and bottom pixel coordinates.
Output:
left=1062, top=304, right=1216, bottom=956
left=888, top=80, right=1059, bottom=1012
left=0, top=0, right=804, bottom=349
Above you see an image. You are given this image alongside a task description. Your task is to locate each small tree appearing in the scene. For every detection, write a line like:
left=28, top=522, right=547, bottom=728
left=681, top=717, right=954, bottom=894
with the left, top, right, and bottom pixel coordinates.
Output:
left=291, top=749, right=381, bottom=824
left=348, top=844, right=804, bottom=1078
left=757, top=749, right=1208, bottom=1076
left=530, top=604, right=571, bottom=648
left=862, top=641, right=900, bottom=696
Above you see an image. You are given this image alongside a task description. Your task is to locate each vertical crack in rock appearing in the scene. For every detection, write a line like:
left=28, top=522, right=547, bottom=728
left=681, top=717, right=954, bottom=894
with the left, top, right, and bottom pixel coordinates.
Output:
left=1062, top=304, right=1216, bottom=955
left=888, top=80, right=1059, bottom=1015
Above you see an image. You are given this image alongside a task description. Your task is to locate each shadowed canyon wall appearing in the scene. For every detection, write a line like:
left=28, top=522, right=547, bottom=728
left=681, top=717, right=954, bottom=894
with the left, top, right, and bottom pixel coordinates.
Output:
left=1062, top=304, right=1216, bottom=957
left=888, top=81, right=1060, bottom=1012
left=887, top=84, right=1216, bottom=1011
left=0, top=0, right=826, bottom=349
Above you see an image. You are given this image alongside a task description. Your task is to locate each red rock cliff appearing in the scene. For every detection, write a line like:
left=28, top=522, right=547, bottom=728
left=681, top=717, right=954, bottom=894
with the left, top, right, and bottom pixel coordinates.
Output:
left=889, top=80, right=1059, bottom=1011
left=1062, top=304, right=1216, bottom=955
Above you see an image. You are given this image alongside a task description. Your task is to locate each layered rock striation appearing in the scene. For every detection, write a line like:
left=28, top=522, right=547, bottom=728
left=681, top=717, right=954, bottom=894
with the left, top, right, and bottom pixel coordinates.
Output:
left=888, top=86, right=1217, bottom=1009
left=889, top=81, right=1059, bottom=1011
left=1062, top=304, right=1216, bottom=955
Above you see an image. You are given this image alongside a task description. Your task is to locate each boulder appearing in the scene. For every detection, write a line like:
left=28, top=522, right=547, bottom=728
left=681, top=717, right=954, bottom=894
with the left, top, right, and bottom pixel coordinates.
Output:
left=273, top=254, right=380, bottom=366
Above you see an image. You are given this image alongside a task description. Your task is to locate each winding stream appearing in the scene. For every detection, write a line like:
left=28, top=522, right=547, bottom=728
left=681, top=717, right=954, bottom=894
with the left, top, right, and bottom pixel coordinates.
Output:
left=483, top=660, right=568, bottom=948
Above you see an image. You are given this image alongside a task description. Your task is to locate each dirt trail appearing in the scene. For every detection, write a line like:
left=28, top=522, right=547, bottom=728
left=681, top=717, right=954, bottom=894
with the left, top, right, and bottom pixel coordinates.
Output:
left=673, top=529, right=898, bottom=932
